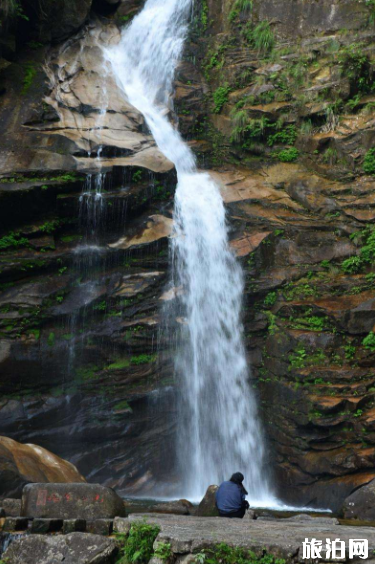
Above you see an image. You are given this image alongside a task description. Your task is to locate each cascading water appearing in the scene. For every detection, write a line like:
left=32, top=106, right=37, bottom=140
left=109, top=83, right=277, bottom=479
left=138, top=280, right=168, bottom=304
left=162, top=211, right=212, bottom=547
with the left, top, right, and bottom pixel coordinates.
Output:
left=106, top=0, right=277, bottom=505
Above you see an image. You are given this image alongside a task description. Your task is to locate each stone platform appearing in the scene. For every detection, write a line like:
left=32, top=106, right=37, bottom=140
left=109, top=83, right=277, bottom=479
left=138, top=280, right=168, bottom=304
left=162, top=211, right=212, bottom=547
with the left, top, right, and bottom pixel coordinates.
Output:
left=129, top=513, right=375, bottom=563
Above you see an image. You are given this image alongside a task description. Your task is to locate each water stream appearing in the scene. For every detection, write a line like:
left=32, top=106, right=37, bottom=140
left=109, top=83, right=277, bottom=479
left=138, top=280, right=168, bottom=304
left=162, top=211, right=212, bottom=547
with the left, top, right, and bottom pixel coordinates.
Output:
left=106, top=0, right=277, bottom=505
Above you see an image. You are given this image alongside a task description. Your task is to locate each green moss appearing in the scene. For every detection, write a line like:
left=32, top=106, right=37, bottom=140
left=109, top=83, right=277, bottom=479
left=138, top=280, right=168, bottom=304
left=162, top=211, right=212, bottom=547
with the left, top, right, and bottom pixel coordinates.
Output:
left=113, top=400, right=133, bottom=413
left=61, top=235, right=82, bottom=243
left=131, top=354, right=157, bottom=365
left=22, top=63, right=37, bottom=94
left=76, top=365, right=100, bottom=382
left=62, top=333, right=73, bottom=340
left=28, top=329, right=40, bottom=340
left=47, top=332, right=55, bottom=347
left=107, top=359, right=131, bottom=371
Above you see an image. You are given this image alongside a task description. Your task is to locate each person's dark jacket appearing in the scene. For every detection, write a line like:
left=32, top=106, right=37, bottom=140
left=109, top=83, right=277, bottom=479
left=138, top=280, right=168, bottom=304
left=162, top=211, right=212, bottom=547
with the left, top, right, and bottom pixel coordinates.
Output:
left=215, top=480, right=246, bottom=513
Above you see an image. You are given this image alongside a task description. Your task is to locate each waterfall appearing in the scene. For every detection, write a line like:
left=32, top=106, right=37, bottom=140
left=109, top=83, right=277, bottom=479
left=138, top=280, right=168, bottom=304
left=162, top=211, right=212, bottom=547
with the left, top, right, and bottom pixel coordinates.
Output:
left=106, top=0, right=276, bottom=505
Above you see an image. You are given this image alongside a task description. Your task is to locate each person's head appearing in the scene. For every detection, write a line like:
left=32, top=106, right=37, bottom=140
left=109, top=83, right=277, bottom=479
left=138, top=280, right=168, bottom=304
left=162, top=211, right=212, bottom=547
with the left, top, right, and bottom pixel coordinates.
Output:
left=230, top=472, right=244, bottom=485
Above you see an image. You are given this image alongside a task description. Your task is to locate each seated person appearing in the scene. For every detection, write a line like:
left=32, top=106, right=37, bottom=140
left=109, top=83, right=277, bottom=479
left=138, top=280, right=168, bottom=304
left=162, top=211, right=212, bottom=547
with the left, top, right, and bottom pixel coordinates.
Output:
left=215, top=472, right=250, bottom=518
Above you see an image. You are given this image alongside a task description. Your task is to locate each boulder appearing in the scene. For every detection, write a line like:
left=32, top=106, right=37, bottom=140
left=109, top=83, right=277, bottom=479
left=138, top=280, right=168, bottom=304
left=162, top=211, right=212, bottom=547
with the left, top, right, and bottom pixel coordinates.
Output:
left=113, top=516, right=131, bottom=535
left=3, top=533, right=118, bottom=564
left=339, top=479, right=375, bottom=521
left=0, top=436, right=86, bottom=500
left=195, top=485, right=219, bottom=517
left=21, top=483, right=126, bottom=520
left=150, top=499, right=194, bottom=516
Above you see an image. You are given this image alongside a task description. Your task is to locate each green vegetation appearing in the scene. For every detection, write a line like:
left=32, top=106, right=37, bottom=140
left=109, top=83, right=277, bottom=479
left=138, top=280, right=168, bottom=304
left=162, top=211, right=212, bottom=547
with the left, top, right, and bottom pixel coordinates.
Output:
left=264, top=291, right=277, bottom=307
left=213, top=84, right=231, bottom=113
left=229, top=0, right=252, bottom=22
left=0, top=231, right=29, bottom=251
left=341, top=225, right=375, bottom=274
left=116, top=521, right=160, bottom=564
left=47, top=332, right=55, bottom=347
left=337, top=43, right=373, bottom=93
left=194, top=544, right=286, bottom=564
left=363, top=148, right=375, bottom=175
left=273, top=147, right=299, bottom=162
left=267, top=125, right=297, bottom=147
left=108, top=359, right=130, bottom=371
left=288, top=345, right=326, bottom=370
left=252, top=21, right=275, bottom=54
left=363, top=332, right=375, bottom=352
left=130, top=354, right=157, bottom=365
left=132, top=169, right=143, bottom=183
left=76, top=365, right=100, bottom=382
left=22, top=63, right=37, bottom=94
left=113, top=400, right=133, bottom=413
left=201, top=0, right=208, bottom=30
left=153, top=542, right=173, bottom=561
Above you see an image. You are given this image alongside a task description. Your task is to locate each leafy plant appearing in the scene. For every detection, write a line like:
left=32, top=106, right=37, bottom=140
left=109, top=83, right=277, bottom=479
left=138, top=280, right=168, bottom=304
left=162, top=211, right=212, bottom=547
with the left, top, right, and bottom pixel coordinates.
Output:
left=264, top=291, right=277, bottom=307
left=363, top=148, right=375, bottom=175
left=0, top=231, right=29, bottom=251
left=116, top=522, right=160, bottom=564
left=363, top=332, right=375, bottom=352
left=154, top=542, right=173, bottom=562
left=213, top=84, right=231, bottom=113
left=267, top=125, right=297, bottom=147
left=273, top=147, right=299, bottom=162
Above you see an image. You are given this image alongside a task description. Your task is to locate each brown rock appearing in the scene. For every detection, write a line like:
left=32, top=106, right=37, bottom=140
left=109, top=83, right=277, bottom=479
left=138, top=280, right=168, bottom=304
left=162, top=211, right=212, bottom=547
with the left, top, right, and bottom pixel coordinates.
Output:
left=0, top=436, right=86, bottom=500
left=195, top=485, right=219, bottom=517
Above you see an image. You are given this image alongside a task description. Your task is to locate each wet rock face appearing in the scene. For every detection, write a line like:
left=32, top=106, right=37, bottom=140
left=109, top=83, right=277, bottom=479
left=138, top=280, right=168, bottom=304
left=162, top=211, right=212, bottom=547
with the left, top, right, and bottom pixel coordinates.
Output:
left=339, top=479, right=375, bottom=521
left=35, top=0, right=93, bottom=43
left=0, top=437, right=85, bottom=500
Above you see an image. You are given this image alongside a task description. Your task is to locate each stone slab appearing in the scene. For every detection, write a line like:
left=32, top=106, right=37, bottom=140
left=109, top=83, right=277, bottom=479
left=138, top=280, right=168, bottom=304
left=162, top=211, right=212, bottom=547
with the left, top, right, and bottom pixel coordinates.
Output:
left=3, top=532, right=118, bottom=564
left=31, top=518, right=63, bottom=534
left=113, top=516, right=131, bottom=535
left=86, top=519, right=113, bottom=536
left=21, top=483, right=125, bottom=520
left=3, top=517, right=29, bottom=532
left=129, top=513, right=375, bottom=562
left=62, top=519, right=86, bottom=534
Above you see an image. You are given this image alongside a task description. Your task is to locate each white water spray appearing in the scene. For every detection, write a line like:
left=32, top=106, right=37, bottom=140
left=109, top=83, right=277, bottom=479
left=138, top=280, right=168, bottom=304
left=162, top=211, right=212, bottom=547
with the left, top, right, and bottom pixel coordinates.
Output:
left=106, top=0, right=276, bottom=505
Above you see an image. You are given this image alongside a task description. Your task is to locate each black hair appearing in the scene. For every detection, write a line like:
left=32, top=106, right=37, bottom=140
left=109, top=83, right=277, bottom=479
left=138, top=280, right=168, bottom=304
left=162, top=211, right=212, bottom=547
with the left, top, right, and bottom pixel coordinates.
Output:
left=230, top=472, right=248, bottom=495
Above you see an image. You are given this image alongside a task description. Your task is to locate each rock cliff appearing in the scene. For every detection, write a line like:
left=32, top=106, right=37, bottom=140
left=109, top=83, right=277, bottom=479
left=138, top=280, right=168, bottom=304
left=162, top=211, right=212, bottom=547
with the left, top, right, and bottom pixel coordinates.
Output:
left=1, top=0, right=375, bottom=510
